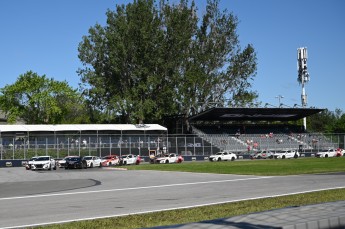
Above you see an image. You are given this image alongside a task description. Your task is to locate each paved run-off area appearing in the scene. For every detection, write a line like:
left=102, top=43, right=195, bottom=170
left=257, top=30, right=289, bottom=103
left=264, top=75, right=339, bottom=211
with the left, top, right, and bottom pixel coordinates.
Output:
left=0, top=167, right=344, bottom=228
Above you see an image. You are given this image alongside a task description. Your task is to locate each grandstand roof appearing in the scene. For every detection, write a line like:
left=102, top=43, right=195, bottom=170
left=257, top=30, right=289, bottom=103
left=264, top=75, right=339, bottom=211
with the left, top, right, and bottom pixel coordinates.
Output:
left=0, top=124, right=167, bottom=133
left=189, top=107, right=324, bottom=122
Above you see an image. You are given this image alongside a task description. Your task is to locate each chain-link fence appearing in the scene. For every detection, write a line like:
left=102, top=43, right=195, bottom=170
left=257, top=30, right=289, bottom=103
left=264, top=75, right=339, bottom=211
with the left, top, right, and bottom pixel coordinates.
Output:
left=0, top=133, right=344, bottom=160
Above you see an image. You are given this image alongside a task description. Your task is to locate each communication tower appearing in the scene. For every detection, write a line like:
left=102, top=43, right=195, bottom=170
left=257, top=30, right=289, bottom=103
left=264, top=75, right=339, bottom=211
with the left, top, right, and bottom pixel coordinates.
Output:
left=297, top=47, right=310, bottom=130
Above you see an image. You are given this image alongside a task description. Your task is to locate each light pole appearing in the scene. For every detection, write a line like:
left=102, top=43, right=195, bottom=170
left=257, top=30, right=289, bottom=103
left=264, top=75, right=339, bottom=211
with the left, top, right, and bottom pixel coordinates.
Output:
left=275, top=95, right=284, bottom=107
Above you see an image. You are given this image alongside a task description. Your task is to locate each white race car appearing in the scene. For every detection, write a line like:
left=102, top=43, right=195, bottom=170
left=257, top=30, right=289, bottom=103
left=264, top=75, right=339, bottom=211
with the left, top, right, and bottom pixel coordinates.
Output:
left=154, top=153, right=184, bottom=164
left=31, top=156, right=56, bottom=171
left=250, top=150, right=274, bottom=159
left=83, top=156, right=102, bottom=168
left=119, top=154, right=141, bottom=165
left=25, top=156, right=39, bottom=170
left=56, top=157, right=67, bottom=168
left=274, top=150, right=300, bottom=159
left=209, top=150, right=237, bottom=162
left=316, top=148, right=337, bottom=158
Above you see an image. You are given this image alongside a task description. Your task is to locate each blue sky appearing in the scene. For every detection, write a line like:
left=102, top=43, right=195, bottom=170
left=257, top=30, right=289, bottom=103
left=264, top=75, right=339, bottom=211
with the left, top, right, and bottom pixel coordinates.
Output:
left=1, top=0, right=344, bottom=112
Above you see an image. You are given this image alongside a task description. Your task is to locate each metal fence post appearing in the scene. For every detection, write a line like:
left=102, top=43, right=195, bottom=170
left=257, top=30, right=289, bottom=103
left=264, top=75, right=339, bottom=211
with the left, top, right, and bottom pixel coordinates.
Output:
left=45, top=138, right=48, bottom=156
left=35, top=138, right=37, bottom=156
left=202, top=136, right=204, bottom=155
left=57, top=137, right=59, bottom=159
left=68, top=138, right=70, bottom=156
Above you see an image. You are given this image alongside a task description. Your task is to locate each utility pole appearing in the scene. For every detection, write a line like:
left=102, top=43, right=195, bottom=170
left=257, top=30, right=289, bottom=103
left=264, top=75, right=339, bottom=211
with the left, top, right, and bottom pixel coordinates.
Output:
left=297, top=47, right=310, bottom=131
left=275, top=95, right=284, bottom=108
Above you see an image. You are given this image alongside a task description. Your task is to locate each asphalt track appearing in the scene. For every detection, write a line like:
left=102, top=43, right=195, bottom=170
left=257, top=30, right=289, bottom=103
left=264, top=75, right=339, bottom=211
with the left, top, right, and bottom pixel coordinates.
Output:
left=0, top=166, right=345, bottom=229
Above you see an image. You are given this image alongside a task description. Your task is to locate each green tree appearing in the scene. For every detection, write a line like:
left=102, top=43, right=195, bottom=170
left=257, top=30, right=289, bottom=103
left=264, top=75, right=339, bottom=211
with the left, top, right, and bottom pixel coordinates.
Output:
left=333, top=113, right=345, bottom=133
left=0, top=71, right=88, bottom=124
left=78, top=0, right=258, bottom=125
left=307, top=108, right=345, bottom=133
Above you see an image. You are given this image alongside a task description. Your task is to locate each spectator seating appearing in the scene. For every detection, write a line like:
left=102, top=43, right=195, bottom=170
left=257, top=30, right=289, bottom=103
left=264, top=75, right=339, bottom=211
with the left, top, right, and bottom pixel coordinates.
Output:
left=191, top=124, right=337, bottom=153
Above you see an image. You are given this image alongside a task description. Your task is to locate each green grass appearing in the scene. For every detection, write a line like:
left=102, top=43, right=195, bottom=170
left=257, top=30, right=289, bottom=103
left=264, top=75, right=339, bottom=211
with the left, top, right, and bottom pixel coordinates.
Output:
left=36, top=157, right=345, bottom=229
left=126, top=157, right=345, bottom=175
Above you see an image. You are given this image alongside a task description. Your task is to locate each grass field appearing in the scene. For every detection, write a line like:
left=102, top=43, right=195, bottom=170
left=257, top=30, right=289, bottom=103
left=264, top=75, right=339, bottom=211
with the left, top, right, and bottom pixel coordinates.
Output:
left=127, top=157, right=345, bottom=175
left=38, top=157, right=345, bottom=229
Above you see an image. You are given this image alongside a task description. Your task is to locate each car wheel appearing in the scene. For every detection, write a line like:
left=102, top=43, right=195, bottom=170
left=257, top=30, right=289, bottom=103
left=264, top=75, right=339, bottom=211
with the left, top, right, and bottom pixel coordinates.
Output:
left=282, top=155, right=286, bottom=159
left=99, top=162, right=102, bottom=168
left=123, top=161, right=127, bottom=165
left=325, top=154, right=328, bottom=158
left=49, top=164, right=52, bottom=170
left=90, top=163, right=93, bottom=168
left=231, top=157, right=235, bottom=161
left=294, top=154, right=298, bottom=159
left=136, top=160, right=140, bottom=165
left=217, top=157, right=221, bottom=161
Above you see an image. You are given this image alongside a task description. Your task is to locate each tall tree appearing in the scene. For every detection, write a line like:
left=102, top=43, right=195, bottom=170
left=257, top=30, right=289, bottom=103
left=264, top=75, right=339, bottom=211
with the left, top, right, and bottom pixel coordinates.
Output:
left=307, top=109, right=345, bottom=133
left=78, top=0, right=258, bottom=125
left=0, top=71, right=88, bottom=124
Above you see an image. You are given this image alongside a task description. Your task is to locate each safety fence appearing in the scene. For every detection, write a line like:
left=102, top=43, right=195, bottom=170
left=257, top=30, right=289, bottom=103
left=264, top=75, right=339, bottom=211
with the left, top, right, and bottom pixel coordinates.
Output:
left=0, top=133, right=344, bottom=160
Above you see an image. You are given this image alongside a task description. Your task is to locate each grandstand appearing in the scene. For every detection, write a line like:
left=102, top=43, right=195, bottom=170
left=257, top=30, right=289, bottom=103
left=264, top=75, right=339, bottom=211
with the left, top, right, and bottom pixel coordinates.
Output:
left=188, top=107, right=338, bottom=153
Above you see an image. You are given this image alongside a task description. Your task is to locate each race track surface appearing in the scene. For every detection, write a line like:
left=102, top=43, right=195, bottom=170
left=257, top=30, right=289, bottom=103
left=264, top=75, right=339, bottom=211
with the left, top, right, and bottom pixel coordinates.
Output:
left=0, top=166, right=344, bottom=228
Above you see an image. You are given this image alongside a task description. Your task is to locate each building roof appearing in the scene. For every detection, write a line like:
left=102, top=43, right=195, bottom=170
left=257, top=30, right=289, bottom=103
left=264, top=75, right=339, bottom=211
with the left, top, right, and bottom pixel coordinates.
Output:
left=188, top=107, right=324, bottom=122
left=0, top=124, right=167, bottom=133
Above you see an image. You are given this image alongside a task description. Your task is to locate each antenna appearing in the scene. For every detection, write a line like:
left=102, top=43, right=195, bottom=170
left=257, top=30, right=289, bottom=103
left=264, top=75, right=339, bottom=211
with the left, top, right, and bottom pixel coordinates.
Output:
left=297, top=47, right=310, bottom=130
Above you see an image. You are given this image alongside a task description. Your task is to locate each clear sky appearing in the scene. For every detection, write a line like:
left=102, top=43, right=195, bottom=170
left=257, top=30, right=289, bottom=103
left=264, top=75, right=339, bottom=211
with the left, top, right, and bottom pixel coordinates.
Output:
left=1, top=0, right=344, bottom=112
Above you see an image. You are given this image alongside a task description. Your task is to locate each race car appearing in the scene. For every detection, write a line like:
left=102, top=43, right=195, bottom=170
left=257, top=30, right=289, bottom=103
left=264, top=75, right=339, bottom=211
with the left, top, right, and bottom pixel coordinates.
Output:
left=250, top=150, right=274, bottom=159
left=64, top=156, right=87, bottom=169
left=83, top=156, right=102, bottom=168
left=273, top=150, right=300, bottom=159
left=25, top=156, right=39, bottom=170
left=101, top=155, right=120, bottom=166
left=154, top=153, right=184, bottom=164
left=119, top=154, right=141, bottom=165
left=209, top=150, right=237, bottom=162
left=335, top=148, right=345, bottom=157
left=31, top=156, right=56, bottom=171
left=56, top=157, right=67, bottom=168
left=316, top=148, right=337, bottom=158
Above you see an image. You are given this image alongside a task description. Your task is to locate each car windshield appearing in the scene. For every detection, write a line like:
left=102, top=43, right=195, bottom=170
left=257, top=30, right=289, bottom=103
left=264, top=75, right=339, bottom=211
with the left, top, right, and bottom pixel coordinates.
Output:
left=66, top=157, right=80, bottom=161
left=36, top=157, right=50, bottom=161
left=84, top=156, right=92, bottom=160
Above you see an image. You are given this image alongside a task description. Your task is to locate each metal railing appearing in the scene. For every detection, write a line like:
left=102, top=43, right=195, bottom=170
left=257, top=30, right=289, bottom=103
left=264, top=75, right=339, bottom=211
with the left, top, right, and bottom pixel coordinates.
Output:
left=0, top=133, right=344, bottom=160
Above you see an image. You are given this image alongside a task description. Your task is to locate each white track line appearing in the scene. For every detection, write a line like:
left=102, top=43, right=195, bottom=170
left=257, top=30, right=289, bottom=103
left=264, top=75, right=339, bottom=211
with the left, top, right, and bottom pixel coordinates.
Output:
left=2, top=186, right=345, bottom=229
left=0, top=176, right=272, bottom=201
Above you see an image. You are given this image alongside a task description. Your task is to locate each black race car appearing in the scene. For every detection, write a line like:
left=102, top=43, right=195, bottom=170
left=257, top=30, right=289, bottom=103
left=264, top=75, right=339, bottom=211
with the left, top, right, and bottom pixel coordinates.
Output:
left=64, top=156, right=87, bottom=169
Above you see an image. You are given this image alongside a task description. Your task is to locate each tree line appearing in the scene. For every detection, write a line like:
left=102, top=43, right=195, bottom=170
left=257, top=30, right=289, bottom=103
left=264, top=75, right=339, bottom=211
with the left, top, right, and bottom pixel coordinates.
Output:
left=0, top=0, right=344, bottom=133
